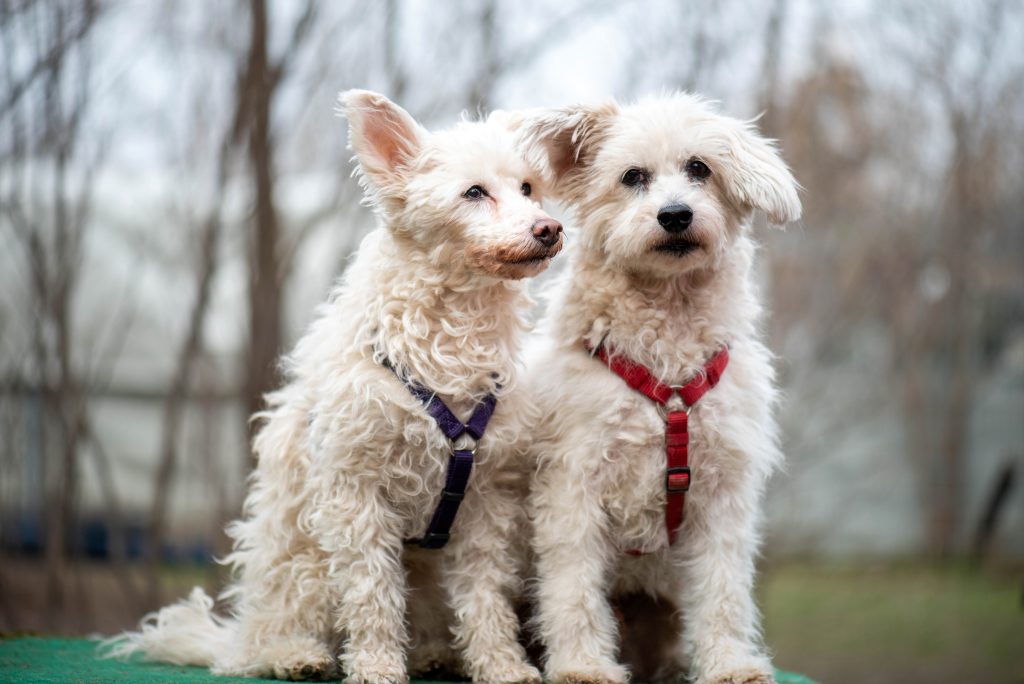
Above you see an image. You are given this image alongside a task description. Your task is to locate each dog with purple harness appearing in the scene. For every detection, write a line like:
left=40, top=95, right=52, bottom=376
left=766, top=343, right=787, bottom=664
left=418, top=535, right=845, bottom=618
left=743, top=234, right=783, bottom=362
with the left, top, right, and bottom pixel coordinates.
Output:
left=106, top=90, right=562, bottom=684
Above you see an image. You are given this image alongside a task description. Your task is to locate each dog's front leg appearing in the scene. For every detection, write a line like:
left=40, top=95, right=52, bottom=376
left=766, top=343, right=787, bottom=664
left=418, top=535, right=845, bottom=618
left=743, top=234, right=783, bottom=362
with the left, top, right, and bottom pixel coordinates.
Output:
left=443, top=479, right=540, bottom=684
left=316, top=477, right=409, bottom=684
left=674, top=462, right=774, bottom=684
left=532, top=465, right=627, bottom=684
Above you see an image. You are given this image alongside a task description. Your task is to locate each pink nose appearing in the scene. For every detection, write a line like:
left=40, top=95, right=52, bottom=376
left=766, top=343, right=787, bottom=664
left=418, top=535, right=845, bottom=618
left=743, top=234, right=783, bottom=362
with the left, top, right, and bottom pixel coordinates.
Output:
left=531, top=218, right=563, bottom=247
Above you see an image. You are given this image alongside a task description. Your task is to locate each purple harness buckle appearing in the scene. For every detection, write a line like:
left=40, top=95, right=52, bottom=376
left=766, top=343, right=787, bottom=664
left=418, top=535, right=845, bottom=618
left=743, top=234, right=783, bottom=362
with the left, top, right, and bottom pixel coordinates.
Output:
left=419, top=532, right=451, bottom=549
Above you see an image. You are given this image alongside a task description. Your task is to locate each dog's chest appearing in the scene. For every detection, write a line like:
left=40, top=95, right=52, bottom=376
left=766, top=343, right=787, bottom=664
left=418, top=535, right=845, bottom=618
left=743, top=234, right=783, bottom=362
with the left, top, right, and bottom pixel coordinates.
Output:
left=380, top=410, right=460, bottom=532
left=383, top=396, right=514, bottom=539
left=595, top=399, right=714, bottom=553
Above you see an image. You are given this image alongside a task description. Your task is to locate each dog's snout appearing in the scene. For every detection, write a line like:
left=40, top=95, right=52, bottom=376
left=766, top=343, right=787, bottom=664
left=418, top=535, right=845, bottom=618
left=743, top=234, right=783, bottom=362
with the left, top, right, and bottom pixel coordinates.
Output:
left=657, top=204, right=694, bottom=233
left=531, top=218, right=563, bottom=247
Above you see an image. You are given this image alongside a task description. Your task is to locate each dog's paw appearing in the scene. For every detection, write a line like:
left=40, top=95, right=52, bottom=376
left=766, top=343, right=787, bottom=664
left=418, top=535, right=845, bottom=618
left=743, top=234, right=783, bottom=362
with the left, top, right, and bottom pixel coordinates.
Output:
left=271, top=652, right=335, bottom=681
left=344, top=664, right=409, bottom=684
left=703, top=668, right=775, bottom=684
left=260, top=638, right=336, bottom=681
left=548, top=662, right=629, bottom=684
left=475, top=660, right=542, bottom=684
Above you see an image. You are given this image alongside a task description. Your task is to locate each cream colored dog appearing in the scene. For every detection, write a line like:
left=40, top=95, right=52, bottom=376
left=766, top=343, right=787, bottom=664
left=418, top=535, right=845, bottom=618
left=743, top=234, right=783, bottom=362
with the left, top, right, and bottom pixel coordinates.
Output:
left=521, top=94, right=801, bottom=684
left=106, top=90, right=562, bottom=684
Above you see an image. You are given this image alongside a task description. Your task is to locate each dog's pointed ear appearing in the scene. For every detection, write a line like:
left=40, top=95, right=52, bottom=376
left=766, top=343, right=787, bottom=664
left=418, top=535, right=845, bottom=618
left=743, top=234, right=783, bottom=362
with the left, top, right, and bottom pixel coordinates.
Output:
left=338, top=89, right=426, bottom=192
left=716, top=119, right=802, bottom=227
left=517, top=102, right=619, bottom=187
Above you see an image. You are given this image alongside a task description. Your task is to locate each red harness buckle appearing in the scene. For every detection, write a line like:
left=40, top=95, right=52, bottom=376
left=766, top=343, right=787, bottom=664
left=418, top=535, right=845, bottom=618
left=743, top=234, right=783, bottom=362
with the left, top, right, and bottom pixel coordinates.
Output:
left=666, top=466, right=691, bottom=493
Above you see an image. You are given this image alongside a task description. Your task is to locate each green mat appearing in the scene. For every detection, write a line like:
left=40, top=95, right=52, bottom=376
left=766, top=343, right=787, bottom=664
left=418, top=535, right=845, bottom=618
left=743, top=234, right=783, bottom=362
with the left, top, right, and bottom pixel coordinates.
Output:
left=0, top=638, right=818, bottom=684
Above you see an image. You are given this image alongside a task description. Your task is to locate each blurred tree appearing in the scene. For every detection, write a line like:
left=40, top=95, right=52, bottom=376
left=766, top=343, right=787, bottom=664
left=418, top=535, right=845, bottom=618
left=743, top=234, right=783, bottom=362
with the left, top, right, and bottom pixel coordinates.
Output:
left=768, top=0, right=1024, bottom=557
left=146, top=82, right=239, bottom=608
left=0, top=0, right=105, bottom=628
left=757, top=0, right=789, bottom=136
left=885, top=0, right=1023, bottom=556
left=239, top=0, right=317, bottom=457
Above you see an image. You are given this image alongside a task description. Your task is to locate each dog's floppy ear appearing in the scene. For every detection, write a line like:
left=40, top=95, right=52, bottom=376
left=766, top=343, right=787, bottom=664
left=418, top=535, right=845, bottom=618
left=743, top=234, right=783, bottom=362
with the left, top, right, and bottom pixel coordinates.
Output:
left=338, top=89, right=426, bottom=193
left=518, top=102, right=619, bottom=187
left=716, top=119, right=802, bottom=227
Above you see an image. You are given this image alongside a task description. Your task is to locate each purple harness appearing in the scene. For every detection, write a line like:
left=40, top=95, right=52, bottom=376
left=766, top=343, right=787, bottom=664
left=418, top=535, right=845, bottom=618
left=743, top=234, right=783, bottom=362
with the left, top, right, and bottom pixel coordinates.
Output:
left=383, top=359, right=497, bottom=549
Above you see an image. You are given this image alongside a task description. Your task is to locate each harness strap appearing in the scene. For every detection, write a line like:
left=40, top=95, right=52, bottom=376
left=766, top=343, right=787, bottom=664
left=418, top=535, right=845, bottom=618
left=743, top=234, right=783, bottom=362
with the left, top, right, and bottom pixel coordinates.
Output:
left=590, top=342, right=729, bottom=547
left=663, top=410, right=690, bottom=545
left=592, top=344, right=729, bottom=408
left=382, top=358, right=497, bottom=549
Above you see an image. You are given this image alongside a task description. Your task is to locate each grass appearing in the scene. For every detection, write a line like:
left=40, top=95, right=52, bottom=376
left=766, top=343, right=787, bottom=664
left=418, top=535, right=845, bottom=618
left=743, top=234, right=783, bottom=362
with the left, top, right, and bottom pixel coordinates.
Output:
left=761, top=561, right=1024, bottom=684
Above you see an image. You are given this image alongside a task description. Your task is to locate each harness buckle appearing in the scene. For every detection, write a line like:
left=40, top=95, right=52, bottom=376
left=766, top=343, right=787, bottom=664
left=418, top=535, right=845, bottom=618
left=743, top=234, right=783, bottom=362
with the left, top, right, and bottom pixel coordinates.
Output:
left=666, top=466, right=691, bottom=493
left=440, top=489, right=464, bottom=503
left=420, top=532, right=451, bottom=548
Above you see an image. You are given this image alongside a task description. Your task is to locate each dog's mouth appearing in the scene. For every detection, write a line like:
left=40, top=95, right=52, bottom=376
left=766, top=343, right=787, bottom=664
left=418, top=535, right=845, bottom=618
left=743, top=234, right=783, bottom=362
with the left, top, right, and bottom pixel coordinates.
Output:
left=466, top=234, right=563, bottom=280
left=495, top=234, right=564, bottom=267
left=654, top=239, right=700, bottom=257
left=498, top=252, right=552, bottom=266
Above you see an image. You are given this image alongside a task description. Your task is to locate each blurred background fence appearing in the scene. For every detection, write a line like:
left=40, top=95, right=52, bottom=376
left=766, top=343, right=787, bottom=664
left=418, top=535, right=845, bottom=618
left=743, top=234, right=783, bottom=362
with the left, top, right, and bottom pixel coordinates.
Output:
left=1, top=1, right=1022, bottom=682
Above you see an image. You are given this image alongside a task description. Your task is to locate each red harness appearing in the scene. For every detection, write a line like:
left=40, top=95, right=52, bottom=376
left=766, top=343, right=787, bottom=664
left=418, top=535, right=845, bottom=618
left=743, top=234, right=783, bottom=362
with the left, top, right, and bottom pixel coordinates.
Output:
left=590, top=342, right=730, bottom=547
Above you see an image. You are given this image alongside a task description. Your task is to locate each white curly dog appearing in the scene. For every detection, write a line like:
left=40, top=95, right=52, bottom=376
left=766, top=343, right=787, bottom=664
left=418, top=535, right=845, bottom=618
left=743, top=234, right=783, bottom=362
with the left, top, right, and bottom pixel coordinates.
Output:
left=106, top=90, right=562, bottom=684
left=521, top=94, right=801, bottom=684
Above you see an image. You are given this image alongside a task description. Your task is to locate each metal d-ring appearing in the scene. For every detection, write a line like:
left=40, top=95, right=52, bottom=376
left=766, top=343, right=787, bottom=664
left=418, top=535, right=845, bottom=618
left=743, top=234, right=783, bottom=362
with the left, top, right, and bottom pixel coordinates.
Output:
left=452, top=432, right=479, bottom=455
left=656, top=387, right=691, bottom=421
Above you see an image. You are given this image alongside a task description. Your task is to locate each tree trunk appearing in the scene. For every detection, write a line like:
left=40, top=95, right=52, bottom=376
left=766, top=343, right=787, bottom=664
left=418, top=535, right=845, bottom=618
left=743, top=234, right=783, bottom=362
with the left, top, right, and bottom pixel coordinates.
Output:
left=146, top=207, right=222, bottom=606
left=243, top=0, right=283, bottom=471
left=927, top=119, right=979, bottom=557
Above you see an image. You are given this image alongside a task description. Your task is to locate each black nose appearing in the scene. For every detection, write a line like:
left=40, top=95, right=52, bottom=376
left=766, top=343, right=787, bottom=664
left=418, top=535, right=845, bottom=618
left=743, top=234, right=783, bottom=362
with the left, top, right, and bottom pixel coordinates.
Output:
left=657, top=204, right=694, bottom=233
left=531, top=218, right=563, bottom=247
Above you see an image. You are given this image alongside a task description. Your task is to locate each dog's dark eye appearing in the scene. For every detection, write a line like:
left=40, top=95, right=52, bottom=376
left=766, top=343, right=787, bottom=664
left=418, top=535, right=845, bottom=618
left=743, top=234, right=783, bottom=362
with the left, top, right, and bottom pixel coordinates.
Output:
left=686, top=159, right=711, bottom=181
left=464, top=185, right=488, bottom=200
left=521, top=182, right=532, bottom=197
left=621, top=168, right=649, bottom=187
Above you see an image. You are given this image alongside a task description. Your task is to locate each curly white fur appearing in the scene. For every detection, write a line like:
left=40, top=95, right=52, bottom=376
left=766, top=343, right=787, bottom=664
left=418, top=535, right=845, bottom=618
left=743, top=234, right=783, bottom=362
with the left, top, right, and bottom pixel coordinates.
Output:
left=104, top=90, right=563, bottom=684
left=520, top=93, right=802, bottom=684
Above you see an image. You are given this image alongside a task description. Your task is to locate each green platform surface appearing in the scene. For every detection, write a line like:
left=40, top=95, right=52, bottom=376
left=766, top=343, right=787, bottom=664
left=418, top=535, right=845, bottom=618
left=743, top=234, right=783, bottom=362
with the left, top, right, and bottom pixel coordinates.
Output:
left=0, top=638, right=817, bottom=684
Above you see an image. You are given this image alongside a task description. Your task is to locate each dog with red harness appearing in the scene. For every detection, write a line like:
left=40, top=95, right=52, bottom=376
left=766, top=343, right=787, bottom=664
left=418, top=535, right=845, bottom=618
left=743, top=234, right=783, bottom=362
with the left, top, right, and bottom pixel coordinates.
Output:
left=521, top=94, right=802, bottom=684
